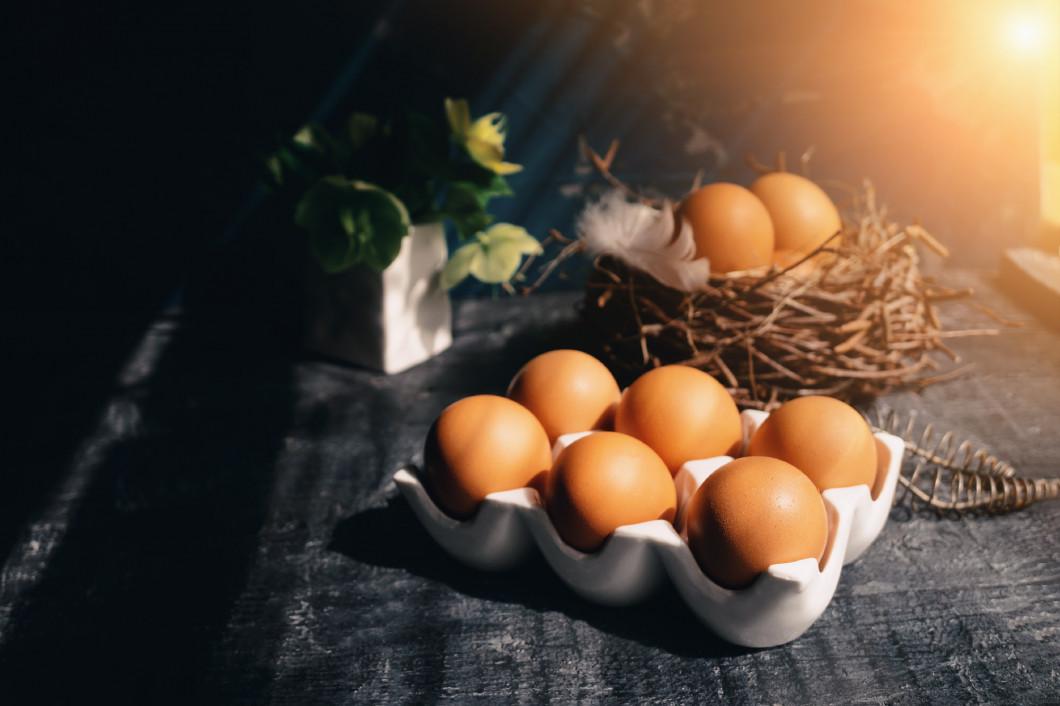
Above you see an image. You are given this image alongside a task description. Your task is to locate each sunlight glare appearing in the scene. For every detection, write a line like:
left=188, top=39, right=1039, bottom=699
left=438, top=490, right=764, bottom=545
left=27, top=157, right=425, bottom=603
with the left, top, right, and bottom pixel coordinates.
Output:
left=1005, top=11, right=1045, bottom=54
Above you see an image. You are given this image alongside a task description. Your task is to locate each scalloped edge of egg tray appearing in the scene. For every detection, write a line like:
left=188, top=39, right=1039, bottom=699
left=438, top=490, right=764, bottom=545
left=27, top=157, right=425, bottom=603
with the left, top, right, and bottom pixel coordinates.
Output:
left=393, top=408, right=903, bottom=648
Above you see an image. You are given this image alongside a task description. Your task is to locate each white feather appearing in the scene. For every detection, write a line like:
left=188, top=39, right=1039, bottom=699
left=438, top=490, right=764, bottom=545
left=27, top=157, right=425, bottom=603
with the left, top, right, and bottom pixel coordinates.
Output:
left=576, top=190, right=711, bottom=291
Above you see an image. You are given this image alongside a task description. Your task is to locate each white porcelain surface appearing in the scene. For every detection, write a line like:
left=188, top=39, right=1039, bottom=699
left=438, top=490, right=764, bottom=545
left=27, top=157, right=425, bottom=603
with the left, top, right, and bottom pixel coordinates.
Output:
left=304, top=222, right=452, bottom=374
left=393, top=410, right=904, bottom=647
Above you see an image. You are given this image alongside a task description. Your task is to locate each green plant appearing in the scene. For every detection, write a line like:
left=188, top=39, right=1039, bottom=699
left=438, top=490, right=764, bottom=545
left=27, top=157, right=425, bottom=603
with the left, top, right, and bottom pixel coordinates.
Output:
left=263, top=98, right=540, bottom=288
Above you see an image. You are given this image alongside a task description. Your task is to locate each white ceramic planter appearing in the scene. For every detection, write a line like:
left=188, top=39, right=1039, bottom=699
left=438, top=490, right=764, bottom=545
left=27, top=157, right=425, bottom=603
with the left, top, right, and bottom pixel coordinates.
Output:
left=303, top=222, right=453, bottom=374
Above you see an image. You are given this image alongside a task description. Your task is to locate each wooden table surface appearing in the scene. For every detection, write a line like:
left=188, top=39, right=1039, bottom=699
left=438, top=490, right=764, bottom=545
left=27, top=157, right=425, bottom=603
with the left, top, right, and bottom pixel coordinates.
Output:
left=1, top=268, right=1058, bottom=704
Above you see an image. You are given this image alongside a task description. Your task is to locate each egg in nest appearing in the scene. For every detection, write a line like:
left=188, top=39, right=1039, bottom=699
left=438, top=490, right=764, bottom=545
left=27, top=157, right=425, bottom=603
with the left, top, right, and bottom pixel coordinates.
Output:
left=680, top=182, right=775, bottom=274
left=750, top=172, right=841, bottom=257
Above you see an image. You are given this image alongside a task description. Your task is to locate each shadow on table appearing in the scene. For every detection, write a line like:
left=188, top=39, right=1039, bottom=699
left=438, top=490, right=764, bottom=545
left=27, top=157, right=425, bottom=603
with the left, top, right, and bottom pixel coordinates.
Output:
left=0, top=225, right=302, bottom=705
left=329, top=493, right=751, bottom=660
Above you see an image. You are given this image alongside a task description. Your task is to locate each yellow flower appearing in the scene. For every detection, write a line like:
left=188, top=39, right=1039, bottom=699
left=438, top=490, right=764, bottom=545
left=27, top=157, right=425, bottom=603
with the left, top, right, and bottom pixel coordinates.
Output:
left=445, top=98, right=523, bottom=175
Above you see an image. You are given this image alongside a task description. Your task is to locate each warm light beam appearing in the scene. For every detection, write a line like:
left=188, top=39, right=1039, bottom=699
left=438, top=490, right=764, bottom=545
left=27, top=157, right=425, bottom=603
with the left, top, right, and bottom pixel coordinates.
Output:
left=1005, top=11, right=1046, bottom=55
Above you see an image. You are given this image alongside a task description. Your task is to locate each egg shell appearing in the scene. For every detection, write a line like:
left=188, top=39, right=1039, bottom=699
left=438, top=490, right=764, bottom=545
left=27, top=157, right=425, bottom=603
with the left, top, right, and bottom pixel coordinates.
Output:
left=750, top=172, right=841, bottom=256
left=424, top=394, right=552, bottom=519
left=771, top=248, right=824, bottom=279
left=746, top=395, right=877, bottom=494
left=614, top=365, right=743, bottom=475
left=684, top=456, right=828, bottom=590
left=394, top=410, right=907, bottom=647
left=546, top=431, right=677, bottom=553
left=507, top=349, right=621, bottom=444
left=680, top=182, right=775, bottom=274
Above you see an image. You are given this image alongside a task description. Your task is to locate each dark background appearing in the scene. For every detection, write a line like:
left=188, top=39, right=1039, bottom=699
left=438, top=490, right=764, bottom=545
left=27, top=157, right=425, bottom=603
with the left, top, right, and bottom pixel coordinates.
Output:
left=7, top=0, right=1043, bottom=311
left=3, top=0, right=1044, bottom=600
left=4, top=0, right=390, bottom=571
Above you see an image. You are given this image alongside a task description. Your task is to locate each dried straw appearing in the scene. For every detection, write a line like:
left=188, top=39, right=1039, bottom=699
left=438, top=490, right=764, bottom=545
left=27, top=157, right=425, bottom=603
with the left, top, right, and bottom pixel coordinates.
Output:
left=871, top=407, right=1060, bottom=516
left=571, top=178, right=998, bottom=409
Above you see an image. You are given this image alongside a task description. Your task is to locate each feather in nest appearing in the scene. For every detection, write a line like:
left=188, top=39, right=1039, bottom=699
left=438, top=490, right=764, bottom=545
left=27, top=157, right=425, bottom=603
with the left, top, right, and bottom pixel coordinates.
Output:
left=575, top=190, right=710, bottom=292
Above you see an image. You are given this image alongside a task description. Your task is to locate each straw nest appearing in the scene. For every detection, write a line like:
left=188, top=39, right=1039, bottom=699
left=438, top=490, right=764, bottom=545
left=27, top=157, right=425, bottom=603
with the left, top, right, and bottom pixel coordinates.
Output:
left=524, top=145, right=1002, bottom=410
left=578, top=187, right=989, bottom=410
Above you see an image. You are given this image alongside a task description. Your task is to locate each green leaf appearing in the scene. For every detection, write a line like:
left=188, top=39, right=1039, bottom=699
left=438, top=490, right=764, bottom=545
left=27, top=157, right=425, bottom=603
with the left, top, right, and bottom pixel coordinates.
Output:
left=483, top=172, right=514, bottom=199
left=441, top=183, right=494, bottom=240
left=479, top=223, right=542, bottom=255
left=473, top=223, right=542, bottom=282
left=275, top=140, right=321, bottom=186
left=440, top=240, right=478, bottom=289
left=359, top=185, right=411, bottom=270
left=294, top=123, right=335, bottom=152
left=468, top=240, right=519, bottom=284
left=445, top=98, right=471, bottom=143
left=295, top=176, right=410, bottom=273
left=287, top=123, right=350, bottom=175
left=448, top=173, right=513, bottom=208
left=347, top=112, right=379, bottom=149
left=256, top=153, right=285, bottom=191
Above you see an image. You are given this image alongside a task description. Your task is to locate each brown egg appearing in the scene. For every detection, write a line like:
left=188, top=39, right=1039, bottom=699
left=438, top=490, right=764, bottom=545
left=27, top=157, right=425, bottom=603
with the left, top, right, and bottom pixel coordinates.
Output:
left=546, top=432, right=676, bottom=552
left=747, top=395, right=877, bottom=493
left=680, top=182, right=775, bottom=274
left=424, top=394, right=552, bottom=519
left=685, top=456, right=828, bottom=589
left=771, top=248, right=822, bottom=279
left=614, top=365, right=742, bottom=476
left=750, top=172, right=841, bottom=256
left=507, top=349, right=621, bottom=444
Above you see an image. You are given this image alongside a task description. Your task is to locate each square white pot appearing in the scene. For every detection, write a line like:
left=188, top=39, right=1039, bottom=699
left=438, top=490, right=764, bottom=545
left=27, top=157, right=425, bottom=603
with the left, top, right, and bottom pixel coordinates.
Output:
left=303, top=222, right=453, bottom=373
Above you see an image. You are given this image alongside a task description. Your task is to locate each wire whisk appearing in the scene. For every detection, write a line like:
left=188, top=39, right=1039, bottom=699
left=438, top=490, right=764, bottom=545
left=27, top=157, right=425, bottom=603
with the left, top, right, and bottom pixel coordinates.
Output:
left=869, top=407, right=1060, bottom=516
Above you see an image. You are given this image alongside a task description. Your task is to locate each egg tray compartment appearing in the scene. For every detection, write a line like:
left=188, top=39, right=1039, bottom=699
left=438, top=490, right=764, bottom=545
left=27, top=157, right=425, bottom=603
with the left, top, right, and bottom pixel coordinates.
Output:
left=393, top=409, right=904, bottom=648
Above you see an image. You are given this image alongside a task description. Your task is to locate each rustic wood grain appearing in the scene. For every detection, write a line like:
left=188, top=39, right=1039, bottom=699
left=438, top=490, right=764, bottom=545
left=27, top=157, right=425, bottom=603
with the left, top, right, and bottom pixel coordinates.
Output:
left=0, top=270, right=1057, bottom=704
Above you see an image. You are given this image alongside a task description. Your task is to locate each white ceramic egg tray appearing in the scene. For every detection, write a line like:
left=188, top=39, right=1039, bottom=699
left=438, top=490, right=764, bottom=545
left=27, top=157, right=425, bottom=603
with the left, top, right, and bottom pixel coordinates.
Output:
left=393, top=409, right=904, bottom=648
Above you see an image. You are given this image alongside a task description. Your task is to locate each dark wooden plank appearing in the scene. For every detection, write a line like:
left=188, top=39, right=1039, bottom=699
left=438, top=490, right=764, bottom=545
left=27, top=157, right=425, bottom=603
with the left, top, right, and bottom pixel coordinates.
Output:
left=1, top=271, right=1057, bottom=704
